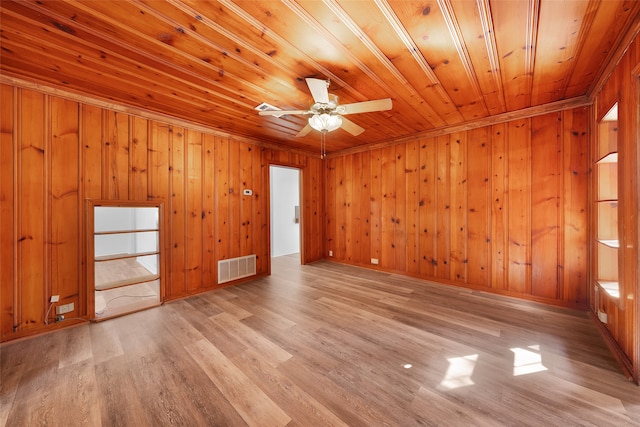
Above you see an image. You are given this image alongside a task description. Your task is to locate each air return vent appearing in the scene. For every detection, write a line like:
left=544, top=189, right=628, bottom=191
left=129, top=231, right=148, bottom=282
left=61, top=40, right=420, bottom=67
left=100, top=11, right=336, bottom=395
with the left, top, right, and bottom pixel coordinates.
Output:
left=218, top=255, right=256, bottom=284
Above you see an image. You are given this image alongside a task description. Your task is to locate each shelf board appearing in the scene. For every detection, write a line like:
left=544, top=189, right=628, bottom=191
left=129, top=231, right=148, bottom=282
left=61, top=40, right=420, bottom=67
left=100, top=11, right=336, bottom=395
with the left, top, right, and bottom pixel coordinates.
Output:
left=597, top=280, right=620, bottom=299
left=95, top=273, right=159, bottom=291
left=93, top=300, right=161, bottom=322
left=596, top=152, right=618, bottom=164
left=95, top=251, right=159, bottom=262
left=95, top=228, right=158, bottom=235
left=597, top=239, right=619, bottom=248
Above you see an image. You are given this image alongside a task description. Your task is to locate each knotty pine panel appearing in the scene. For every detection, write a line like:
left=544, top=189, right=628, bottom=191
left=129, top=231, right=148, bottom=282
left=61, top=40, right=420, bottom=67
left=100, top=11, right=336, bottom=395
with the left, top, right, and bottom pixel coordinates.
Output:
left=228, top=140, right=241, bottom=260
left=562, top=109, right=588, bottom=306
left=466, top=127, right=490, bottom=287
left=202, top=133, right=216, bottom=287
left=0, top=85, right=15, bottom=337
left=17, top=90, right=47, bottom=332
left=449, top=132, right=468, bottom=282
left=405, top=140, right=420, bottom=276
left=148, top=122, right=171, bottom=303
left=418, top=138, right=436, bottom=278
left=531, top=114, right=561, bottom=300
left=435, top=135, right=450, bottom=280
left=506, top=120, right=532, bottom=295
left=103, top=111, right=129, bottom=200
left=214, top=136, right=231, bottom=265
left=186, top=131, right=204, bottom=292
left=0, top=84, right=324, bottom=341
left=394, top=144, right=407, bottom=273
left=490, top=123, right=508, bottom=291
left=326, top=110, right=589, bottom=308
left=129, top=116, right=149, bottom=202
left=380, top=145, right=396, bottom=271
left=303, top=154, right=325, bottom=262
left=50, top=97, right=81, bottom=318
left=169, top=126, right=187, bottom=297
left=369, top=149, right=382, bottom=264
left=343, top=154, right=355, bottom=264
left=325, top=157, right=336, bottom=260
left=238, top=143, right=253, bottom=262
left=82, top=105, right=103, bottom=200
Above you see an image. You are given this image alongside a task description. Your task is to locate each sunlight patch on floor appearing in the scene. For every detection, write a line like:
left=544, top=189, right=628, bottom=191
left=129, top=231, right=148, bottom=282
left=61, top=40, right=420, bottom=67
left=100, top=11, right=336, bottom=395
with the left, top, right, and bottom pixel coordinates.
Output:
left=440, top=354, right=478, bottom=389
left=511, top=345, right=547, bottom=376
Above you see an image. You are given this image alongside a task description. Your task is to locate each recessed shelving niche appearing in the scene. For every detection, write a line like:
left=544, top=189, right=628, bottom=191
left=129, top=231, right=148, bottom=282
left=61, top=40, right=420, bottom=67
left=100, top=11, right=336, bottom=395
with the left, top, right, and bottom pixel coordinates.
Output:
left=87, top=200, right=164, bottom=320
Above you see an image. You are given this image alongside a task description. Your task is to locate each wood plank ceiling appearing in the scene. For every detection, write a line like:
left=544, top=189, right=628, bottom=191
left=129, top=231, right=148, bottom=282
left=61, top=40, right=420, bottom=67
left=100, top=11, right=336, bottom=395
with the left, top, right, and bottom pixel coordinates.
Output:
left=1, top=0, right=639, bottom=156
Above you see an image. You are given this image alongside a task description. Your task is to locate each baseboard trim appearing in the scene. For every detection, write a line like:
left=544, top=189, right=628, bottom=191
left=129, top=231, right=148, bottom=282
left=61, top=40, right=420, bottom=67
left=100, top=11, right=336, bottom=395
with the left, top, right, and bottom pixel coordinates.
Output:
left=589, top=311, right=638, bottom=385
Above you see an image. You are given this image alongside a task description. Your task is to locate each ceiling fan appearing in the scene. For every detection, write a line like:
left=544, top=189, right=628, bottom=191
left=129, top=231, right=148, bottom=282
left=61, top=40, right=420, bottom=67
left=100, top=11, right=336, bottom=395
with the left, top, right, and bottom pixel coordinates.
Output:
left=257, top=78, right=392, bottom=137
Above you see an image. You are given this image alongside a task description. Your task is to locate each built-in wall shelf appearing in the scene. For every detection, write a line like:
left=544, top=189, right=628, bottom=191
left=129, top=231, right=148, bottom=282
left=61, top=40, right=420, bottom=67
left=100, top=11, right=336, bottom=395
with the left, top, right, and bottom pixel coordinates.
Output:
left=597, top=239, right=620, bottom=248
left=94, top=228, right=159, bottom=235
left=592, top=103, right=621, bottom=307
left=596, top=152, right=618, bottom=164
left=87, top=201, right=164, bottom=321
left=597, top=280, right=621, bottom=298
left=95, top=250, right=160, bottom=262
left=95, top=274, right=160, bottom=291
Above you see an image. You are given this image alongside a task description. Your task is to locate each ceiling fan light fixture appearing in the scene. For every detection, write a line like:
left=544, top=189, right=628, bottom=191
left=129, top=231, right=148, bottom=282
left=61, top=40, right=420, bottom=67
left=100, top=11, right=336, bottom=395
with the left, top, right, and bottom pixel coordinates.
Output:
left=309, top=113, right=342, bottom=132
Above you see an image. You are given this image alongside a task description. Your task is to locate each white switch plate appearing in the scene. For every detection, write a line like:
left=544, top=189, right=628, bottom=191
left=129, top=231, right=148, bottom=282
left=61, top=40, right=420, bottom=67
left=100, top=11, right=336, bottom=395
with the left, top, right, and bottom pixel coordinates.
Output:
left=597, top=310, right=608, bottom=324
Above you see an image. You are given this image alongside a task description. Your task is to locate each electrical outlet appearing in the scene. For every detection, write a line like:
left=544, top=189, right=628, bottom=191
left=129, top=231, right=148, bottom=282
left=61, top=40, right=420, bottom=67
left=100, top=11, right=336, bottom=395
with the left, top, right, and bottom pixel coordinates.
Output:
left=50, top=295, right=59, bottom=303
left=329, top=250, right=333, bottom=257
left=56, top=302, right=74, bottom=315
left=371, top=258, right=379, bottom=265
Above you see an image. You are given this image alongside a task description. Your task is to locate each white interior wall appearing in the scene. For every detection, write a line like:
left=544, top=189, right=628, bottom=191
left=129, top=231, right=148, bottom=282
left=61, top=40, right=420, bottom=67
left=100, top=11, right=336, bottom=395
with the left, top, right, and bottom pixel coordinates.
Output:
left=270, top=166, right=300, bottom=258
left=94, top=207, right=134, bottom=257
left=94, top=206, right=159, bottom=274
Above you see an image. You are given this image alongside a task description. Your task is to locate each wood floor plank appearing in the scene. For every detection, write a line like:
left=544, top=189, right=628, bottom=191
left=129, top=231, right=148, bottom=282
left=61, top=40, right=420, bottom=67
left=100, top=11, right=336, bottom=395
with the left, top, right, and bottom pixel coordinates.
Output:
left=185, top=338, right=291, bottom=427
left=410, top=385, right=503, bottom=426
left=233, top=348, right=350, bottom=427
left=209, top=312, right=292, bottom=368
left=57, top=324, right=94, bottom=369
left=55, top=360, right=102, bottom=426
left=1, top=255, right=639, bottom=426
left=0, top=363, right=21, bottom=426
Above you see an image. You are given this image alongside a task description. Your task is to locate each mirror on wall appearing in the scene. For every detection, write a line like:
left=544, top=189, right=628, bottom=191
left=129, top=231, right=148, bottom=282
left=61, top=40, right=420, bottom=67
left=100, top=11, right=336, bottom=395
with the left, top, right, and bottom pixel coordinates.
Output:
left=88, top=201, right=163, bottom=320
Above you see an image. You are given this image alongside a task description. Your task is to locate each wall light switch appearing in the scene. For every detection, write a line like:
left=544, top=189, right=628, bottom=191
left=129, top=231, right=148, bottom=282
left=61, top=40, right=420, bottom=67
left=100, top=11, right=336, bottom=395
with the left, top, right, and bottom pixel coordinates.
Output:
left=243, top=189, right=253, bottom=196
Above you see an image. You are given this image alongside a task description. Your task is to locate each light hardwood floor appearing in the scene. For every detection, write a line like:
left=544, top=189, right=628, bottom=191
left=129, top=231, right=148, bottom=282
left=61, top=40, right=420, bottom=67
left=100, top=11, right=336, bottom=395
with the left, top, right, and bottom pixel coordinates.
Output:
left=2, top=255, right=639, bottom=426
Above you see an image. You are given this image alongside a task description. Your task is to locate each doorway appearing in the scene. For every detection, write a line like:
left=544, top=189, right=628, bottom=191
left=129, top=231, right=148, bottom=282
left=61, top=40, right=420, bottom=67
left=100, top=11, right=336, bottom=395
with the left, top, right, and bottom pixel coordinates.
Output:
left=269, top=165, right=301, bottom=270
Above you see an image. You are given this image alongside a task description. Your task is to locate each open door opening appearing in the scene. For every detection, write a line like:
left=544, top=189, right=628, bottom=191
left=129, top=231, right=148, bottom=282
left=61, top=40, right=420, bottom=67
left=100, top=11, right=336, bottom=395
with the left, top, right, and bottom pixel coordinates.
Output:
left=269, top=165, right=301, bottom=272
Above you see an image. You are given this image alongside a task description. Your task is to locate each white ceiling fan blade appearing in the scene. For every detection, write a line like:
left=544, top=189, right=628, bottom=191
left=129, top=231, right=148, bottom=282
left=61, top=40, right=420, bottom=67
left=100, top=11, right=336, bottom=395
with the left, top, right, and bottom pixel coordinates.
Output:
left=296, top=124, right=313, bottom=137
left=339, top=98, right=392, bottom=115
left=259, top=109, right=310, bottom=117
left=340, top=117, right=365, bottom=136
left=305, top=78, right=329, bottom=104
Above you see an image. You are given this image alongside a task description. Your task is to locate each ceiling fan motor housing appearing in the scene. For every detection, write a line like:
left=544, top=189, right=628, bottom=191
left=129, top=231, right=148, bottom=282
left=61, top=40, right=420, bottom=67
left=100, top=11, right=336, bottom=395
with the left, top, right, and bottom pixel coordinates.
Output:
left=311, top=94, right=339, bottom=114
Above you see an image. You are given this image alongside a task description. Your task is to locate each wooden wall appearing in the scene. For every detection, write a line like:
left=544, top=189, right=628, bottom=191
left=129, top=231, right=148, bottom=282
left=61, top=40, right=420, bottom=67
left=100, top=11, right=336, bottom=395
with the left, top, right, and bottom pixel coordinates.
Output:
left=591, top=35, right=639, bottom=383
left=0, top=84, right=324, bottom=341
left=325, top=109, right=589, bottom=307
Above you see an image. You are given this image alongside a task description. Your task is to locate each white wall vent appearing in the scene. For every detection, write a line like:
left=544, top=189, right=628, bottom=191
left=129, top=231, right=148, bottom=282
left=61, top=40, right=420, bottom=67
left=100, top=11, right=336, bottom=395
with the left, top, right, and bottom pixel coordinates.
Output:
left=218, top=254, right=256, bottom=284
